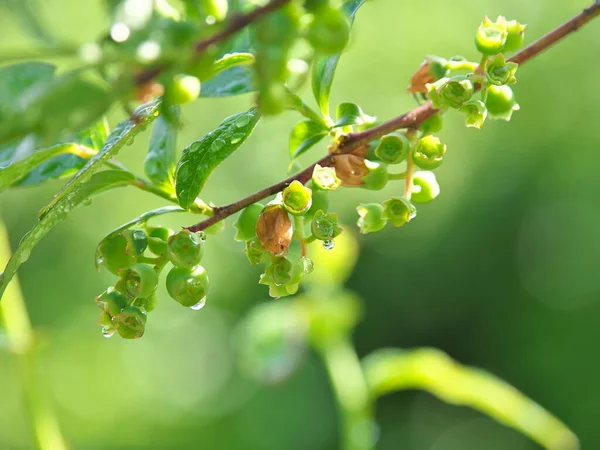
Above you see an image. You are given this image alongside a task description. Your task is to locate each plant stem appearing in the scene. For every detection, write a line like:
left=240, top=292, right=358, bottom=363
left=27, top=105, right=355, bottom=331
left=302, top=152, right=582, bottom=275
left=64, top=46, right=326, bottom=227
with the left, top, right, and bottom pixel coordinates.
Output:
left=293, top=215, right=307, bottom=256
left=183, top=2, right=600, bottom=232
left=403, top=130, right=417, bottom=199
left=318, top=339, right=375, bottom=450
left=0, top=222, right=68, bottom=450
left=387, top=172, right=407, bottom=181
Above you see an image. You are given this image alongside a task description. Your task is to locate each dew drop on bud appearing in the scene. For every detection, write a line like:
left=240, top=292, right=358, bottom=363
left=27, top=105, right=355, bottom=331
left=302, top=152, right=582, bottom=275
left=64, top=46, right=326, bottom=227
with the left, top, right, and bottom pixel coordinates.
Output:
left=302, top=256, right=314, bottom=274
left=322, top=240, right=335, bottom=250
left=189, top=297, right=207, bottom=311
left=101, top=326, right=115, bottom=339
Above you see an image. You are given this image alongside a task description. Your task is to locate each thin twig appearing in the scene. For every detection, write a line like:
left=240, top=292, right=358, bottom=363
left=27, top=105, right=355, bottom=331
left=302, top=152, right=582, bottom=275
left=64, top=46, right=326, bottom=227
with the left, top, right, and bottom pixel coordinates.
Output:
left=186, top=2, right=600, bottom=232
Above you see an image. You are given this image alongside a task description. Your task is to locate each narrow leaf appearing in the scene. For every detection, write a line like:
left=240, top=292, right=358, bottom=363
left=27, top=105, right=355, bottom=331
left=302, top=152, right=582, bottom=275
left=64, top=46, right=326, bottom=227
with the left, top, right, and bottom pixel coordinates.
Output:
left=213, top=53, right=255, bottom=74
left=333, top=102, right=364, bottom=128
left=285, top=91, right=329, bottom=127
left=175, top=107, right=260, bottom=209
left=289, top=121, right=328, bottom=159
left=145, top=108, right=179, bottom=191
left=363, top=348, right=580, bottom=450
left=311, top=0, right=367, bottom=117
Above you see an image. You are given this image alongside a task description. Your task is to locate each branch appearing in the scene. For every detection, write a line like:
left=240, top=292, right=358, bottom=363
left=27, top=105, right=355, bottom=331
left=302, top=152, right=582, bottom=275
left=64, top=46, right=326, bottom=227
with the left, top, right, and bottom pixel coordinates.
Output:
left=186, top=2, right=600, bottom=232
left=134, top=0, right=292, bottom=85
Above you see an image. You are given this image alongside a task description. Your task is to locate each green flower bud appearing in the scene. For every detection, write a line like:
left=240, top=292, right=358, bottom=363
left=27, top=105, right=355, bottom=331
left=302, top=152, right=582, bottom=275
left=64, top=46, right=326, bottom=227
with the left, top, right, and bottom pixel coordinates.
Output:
left=362, top=160, right=388, bottom=191
left=486, top=54, right=518, bottom=85
left=282, top=181, right=312, bottom=215
left=312, top=165, right=341, bottom=191
left=95, top=287, right=128, bottom=318
left=460, top=100, right=487, bottom=129
left=504, top=20, right=526, bottom=52
left=382, top=197, right=416, bottom=227
left=311, top=210, right=342, bottom=241
left=304, top=189, right=329, bottom=222
left=245, top=236, right=267, bottom=266
left=167, top=230, right=205, bottom=268
left=116, top=306, right=147, bottom=339
left=427, top=76, right=474, bottom=109
left=411, top=171, right=440, bottom=203
left=132, top=293, right=159, bottom=313
left=119, top=263, right=159, bottom=299
left=374, top=132, right=410, bottom=164
left=146, top=226, right=173, bottom=256
left=166, top=266, right=209, bottom=308
left=306, top=7, right=350, bottom=55
left=234, top=203, right=264, bottom=242
left=164, top=74, right=201, bottom=106
left=420, top=113, right=444, bottom=134
left=413, top=135, right=446, bottom=170
left=256, top=205, right=293, bottom=255
left=475, top=16, right=508, bottom=56
left=356, top=203, right=387, bottom=234
left=259, top=258, right=302, bottom=298
left=95, top=229, right=147, bottom=275
left=485, top=85, right=520, bottom=121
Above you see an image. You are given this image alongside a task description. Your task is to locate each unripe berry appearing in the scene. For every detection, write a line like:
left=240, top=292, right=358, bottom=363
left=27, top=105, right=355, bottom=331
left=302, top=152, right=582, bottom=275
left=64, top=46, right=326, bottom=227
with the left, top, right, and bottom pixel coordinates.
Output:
left=413, top=135, right=446, bottom=170
left=312, top=165, right=341, bottom=191
left=234, top=203, right=264, bottom=242
left=504, top=20, right=526, bottom=53
left=119, top=263, right=159, bottom=299
left=486, top=54, right=518, bottom=86
left=306, top=7, right=350, bottom=55
left=356, top=203, right=387, bottom=234
left=427, top=76, right=474, bottom=109
left=167, top=230, right=205, bottom=268
left=256, top=205, right=293, bottom=256
left=95, top=229, right=147, bottom=275
left=311, top=210, right=342, bottom=241
left=485, top=85, right=520, bottom=121
left=412, top=171, right=440, bottom=203
left=166, top=266, right=209, bottom=307
left=362, top=160, right=388, bottom=191
left=374, top=132, right=410, bottom=165
left=282, top=181, right=312, bottom=215
left=475, top=16, right=508, bottom=55
left=164, top=74, right=201, bottom=105
left=95, top=287, right=128, bottom=318
left=420, top=113, right=444, bottom=134
left=116, top=306, right=147, bottom=339
left=382, top=197, right=417, bottom=227
left=146, top=226, right=173, bottom=256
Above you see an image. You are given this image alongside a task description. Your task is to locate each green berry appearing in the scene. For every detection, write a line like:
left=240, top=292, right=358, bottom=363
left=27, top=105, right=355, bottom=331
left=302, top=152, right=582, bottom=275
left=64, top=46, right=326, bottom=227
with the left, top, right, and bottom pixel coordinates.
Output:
left=166, top=266, right=209, bottom=308
left=356, top=203, right=387, bottom=234
left=475, top=16, right=508, bottom=55
left=374, top=132, right=410, bottom=164
left=428, top=76, right=474, bottom=109
left=362, top=160, right=388, bottom=191
left=485, top=85, right=520, bottom=121
left=504, top=20, right=526, bottom=53
left=382, top=197, right=416, bottom=227
left=167, top=230, right=205, bottom=268
left=311, top=210, right=342, bottom=241
left=411, top=172, right=440, bottom=203
left=486, top=54, right=518, bottom=86
left=146, top=226, right=173, bottom=256
left=95, top=229, right=147, bottom=275
left=282, top=181, right=312, bottom=215
left=95, top=287, right=128, bottom=318
left=312, top=165, right=341, bottom=191
left=306, top=7, right=350, bottom=55
left=413, top=135, right=446, bottom=170
left=165, top=74, right=201, bottom=105
left=420, top=113, right=444, bottom=134
left=132, top=293, right=159, bottom=313
left=234, top=203, right=264, bottom=242
left=460, top=100, right=487, bottom=129
left=116, top=306, right=147, bottom=339
left=119, top=263, right=159, bottom=299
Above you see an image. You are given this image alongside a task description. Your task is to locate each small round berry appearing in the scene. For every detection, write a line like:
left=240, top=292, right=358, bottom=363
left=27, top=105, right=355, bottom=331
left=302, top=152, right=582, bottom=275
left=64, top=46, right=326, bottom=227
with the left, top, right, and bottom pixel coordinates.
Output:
left=375, top=133, right=410, bottom=165
left=306, top=7, right=350, bottom=55
left=95, top=287, right=128, bottom=317
left=475, top=16, right=508, bottom=55
left=311, top=210, right=342, bottom=241
left=95, top=229, right=147, bottom=275
left=282, top=181, right=312, bottom=215
left=167, top=230, right=205, bottom=268
left=312, top=165, right=341, bottom=191
left=164, top=74, right=201, bottom=105
left=119, top=263, right=159, bottom=299
left=411, top=171, right=440, bottom=204
left=362, top=160, right=388, bottom=191
left=356, top=203, right=387, bottom=234
left=413, top=135, right=446, bottom=170
left=146, top=226, right=173, bottom=256
left=504, top=20, right=526, bottom=53
left=166, top=266, right=209, bottom=308
left=485, top=85, right=520, bottom=121
left=116, top=306, right=147, bottom=339
left=420, top=113, right=444, bottom=134
left=382, top=197, right=417, bottom=227
left=234, top=203, right=264, bottom=242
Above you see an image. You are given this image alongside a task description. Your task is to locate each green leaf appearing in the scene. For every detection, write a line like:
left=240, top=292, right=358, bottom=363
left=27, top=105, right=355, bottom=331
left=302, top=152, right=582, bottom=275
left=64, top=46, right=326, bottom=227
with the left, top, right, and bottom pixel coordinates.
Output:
left=4, top=0, right=56, bottom=44
left=0, top=62, right=55, bottom=116
left=284, top=91, right=329, bottom=126
left=333, top=102, right=364, bottom=128
left=212, top=52, right=255, bottom=74
left=311, top=0, right=367, bottom=117
left=145, top=108, right=179, bottom=191
left=289, top=121, right=328, bottom=159
left=363, top=348, right=580, bottom=450
left=175, top=107, right=260, bottom=209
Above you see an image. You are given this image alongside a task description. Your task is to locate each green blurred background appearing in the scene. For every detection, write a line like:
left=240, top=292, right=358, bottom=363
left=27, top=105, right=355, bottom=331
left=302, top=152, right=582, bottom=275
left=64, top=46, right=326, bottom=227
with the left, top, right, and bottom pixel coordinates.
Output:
left=2, top=0, right=600, bottom=448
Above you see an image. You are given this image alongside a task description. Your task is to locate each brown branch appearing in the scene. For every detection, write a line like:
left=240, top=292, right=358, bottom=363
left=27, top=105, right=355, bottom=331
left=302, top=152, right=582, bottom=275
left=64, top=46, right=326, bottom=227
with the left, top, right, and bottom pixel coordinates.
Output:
left=134, top=0, right=291, bottom=85
left=186, top=2, right=600, bottom=233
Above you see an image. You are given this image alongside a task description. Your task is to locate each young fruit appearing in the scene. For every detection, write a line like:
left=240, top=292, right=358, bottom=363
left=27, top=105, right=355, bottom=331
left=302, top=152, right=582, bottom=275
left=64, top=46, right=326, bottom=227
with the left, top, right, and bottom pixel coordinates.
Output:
left=147, top=226, right=173, bottom=256
left=282, top=181, right=312, bottom=215
left=119, top=263, right=159, bottom=299
left=166, top=266, right=209, bottom=308
left=485, top=85, right=520, bottom=120
left=115, top=306, right=147, bottom=339
left=311, top=210, right=342, bottom=241
left=234, top=203, right=265, bottom=242
left=413, top=135, right=446, bottom=170
left=95, top=229, right=147, bottom=275
left=374, top=132, right=410, bottom=165
left=412, top=171, right=440, bottom=204
left=356, top=203, right=387, bottom=234
left=167, top=230, right=205, bottom=268
left=306, top=7, right=350, bottom=54
left=164, top=74, right=201, bottom=105
left=382, top=197, right=417, bottom=227
left=475, top=16, right=508, bottom=55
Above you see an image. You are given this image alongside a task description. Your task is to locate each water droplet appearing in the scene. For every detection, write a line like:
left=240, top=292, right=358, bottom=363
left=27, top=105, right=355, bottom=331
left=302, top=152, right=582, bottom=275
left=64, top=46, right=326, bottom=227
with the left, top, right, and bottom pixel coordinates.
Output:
left=83, top=197, right=92, bottom=206
left=230, top=133, right=243, bottom=145
left=302, top=256, right=314, bottom=274
left=322, top=239, right=335, bottom=250
left=210, top=139, right=225, bottom=152
left=235, top=115, right=250, bottom=128
left=96, top=255, right=105, bottom=266
left=102, top=326, right=115, bottom=338
left=190, top=297, right=207, bottom=311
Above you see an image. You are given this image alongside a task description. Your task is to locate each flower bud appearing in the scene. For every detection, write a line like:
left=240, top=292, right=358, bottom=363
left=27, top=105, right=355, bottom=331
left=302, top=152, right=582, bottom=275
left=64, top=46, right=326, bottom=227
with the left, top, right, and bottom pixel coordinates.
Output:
left=258, top=256, right=303, bottom=298
left=475, top=16, right=508, bottom=55
left=282, top=181, right=312, bottom=215
left=312, top=165, right=341, bottom=191
left=374, top=132, right=410, bottom=164
left=245, top=236, right=267, bottom=266
left=166, top=266, right=209, bottom=307
left=234, top=203, right=264, bottom=242
left=504, top=20, right=526, bottom=53
left=119, top=263, right=159, bottom=299
left=427, top=76, right=473, bottom=109
left=311, top=210, right=342, bottom=241
left=95, top=287, right=127, bottom=318
left=146, top=226, right=173, bottom=256
left=256, top=205, right=293, bottom=255
left=115, top=306, right=147, bottom=339
left=362, top=160, right=388, bottom=191
left=356, top=203, right=387, bottom=234
left=411, top=171, right=440, bottom=203
left=164, top=74, right=201, bottom=106
left=407, top=56, right=449, bottom=94
left=413, top=135, right=446, bottom=170
left=420, top=113, right=444, bottom=134
left=382, top=197, right=416, bottom=227
left=167, top=230, right=205, bottom=268
left=95, top=229, right=147, bottom=275
left=485, top=85, right=520, bottom=120
left=486, top=54, right=518, bottom=86
left=460, top=100, right=487, bottom=129
left=306, top=6, right=350, bottom=55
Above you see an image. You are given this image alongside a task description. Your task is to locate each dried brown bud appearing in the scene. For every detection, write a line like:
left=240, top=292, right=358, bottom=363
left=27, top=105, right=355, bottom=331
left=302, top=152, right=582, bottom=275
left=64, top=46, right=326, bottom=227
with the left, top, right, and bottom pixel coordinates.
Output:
left=255, top=205, right=293, bottom=255
left=406, top=56, right=448, bottom=94
left=332, top=154, right=369, bottom=187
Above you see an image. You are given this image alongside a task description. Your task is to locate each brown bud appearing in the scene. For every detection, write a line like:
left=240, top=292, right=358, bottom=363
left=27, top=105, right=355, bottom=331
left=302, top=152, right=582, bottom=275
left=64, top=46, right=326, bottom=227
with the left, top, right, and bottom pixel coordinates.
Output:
left=407, top=60, right=435, bottom=94
left=332, top=154, right=369, bottom=187
left=255, top=205, right=293, bottom=255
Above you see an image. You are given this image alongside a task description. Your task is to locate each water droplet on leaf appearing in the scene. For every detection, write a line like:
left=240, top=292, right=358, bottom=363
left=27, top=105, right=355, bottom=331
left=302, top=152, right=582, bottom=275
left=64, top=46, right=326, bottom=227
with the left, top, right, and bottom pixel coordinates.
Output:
left=210, top=139, right=225, bottom=152
left=235, top=115, right=250, bottom=128
left=102, top=326, right=115, bottom=338
left=302, top=256, right=314, bottom=274
left=322, top=240, right=335, bottom=250
left=190, top=297, right=207, bottom=311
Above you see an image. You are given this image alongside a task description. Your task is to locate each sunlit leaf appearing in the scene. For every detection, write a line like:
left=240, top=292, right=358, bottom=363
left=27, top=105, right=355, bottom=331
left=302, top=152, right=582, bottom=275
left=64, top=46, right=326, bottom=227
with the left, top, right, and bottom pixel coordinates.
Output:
left=145, top=107, right=179, bottom=191
left=289, top=120, right=328, bottom=159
